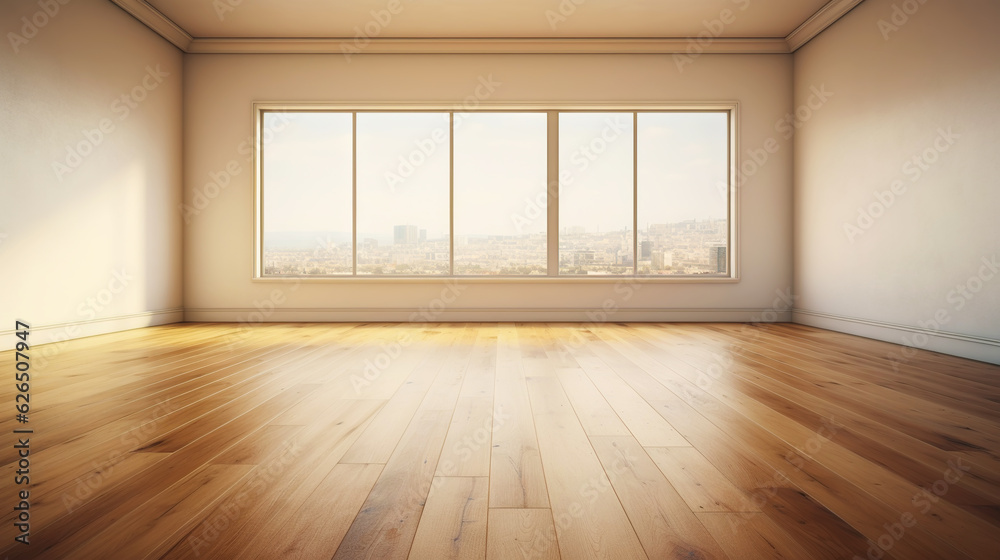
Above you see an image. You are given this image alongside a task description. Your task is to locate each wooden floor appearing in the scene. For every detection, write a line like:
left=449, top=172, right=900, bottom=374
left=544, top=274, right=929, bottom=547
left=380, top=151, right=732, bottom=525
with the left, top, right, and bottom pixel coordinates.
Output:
left=2, top=322, right=999, bottom=559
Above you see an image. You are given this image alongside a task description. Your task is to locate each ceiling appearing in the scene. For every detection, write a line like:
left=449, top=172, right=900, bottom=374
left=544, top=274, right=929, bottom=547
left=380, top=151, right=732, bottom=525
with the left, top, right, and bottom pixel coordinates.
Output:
left=145, top=0, right=829, bottom=39
left=110, top=0, right=865, bottom=54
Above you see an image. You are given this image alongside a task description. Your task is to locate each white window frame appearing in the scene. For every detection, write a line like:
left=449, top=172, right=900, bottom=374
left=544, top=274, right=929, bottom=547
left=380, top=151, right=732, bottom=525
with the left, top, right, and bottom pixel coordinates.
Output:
left=252, top=102, right=739, bottom=283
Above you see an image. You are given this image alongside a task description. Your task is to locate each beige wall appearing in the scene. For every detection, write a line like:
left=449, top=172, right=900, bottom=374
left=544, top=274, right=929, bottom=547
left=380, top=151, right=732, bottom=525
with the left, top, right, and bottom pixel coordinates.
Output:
left=0, top=0, right=184, bottom=351
left=793, top=0, right=1000, bottom=363
left=182, top=53, right=794, bottom=322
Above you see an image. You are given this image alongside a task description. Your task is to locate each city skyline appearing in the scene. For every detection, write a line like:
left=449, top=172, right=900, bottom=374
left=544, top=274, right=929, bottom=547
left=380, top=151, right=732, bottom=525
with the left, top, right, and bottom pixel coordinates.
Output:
left=263, top=217, right=728, bottom=277
left=263, top=215, right=727, bottom=249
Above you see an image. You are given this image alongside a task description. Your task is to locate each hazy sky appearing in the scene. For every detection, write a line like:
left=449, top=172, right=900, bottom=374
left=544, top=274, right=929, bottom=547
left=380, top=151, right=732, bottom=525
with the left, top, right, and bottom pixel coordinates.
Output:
left=357, top=112, right=450, bottom=240
left=263, top=110, right=728, bottom=241
left=559, top=112, right=634, bottom=233
left=455, top=113, right=547, bottom=237
left=262, top=112, right=352, bottom=235
left=637, top=112, right=729, bottom=227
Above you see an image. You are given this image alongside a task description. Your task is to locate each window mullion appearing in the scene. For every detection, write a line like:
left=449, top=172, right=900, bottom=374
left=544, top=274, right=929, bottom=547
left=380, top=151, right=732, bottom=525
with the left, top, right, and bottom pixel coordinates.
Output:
left=547, top=111, right=559, bottom=276
left=633, top=112, right=638, bottom=276
left=351, top=111, right=358, bottom=276
left=449, top=112, right=455, bottom=276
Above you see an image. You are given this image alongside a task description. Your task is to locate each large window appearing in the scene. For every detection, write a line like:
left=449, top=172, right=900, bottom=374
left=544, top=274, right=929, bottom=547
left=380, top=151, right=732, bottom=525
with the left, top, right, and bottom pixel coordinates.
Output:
left=256, top=106, right=734, bottom=279
left=455, top=113, right=548, bottom=275
left=262, top=112, right=353, bottom=275
left=637, top=113, right=729, bottom=275
left=559, top=113, right=634, bottom=275
left=356, top=113, right=450, bottom=275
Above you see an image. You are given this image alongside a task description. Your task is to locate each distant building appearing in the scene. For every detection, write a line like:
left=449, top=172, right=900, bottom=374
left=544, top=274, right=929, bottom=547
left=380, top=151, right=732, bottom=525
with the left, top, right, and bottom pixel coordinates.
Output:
left=574, top=251, right=596, bottom=265
left=419, top=229, right=427, bottom=243
left=652, top=251, right=672, bottom=270
left=640, top=240, right=651, bottom=259
left=394, top=225, right=418, bottom=245
left=709, top=245, right=727, bottom=273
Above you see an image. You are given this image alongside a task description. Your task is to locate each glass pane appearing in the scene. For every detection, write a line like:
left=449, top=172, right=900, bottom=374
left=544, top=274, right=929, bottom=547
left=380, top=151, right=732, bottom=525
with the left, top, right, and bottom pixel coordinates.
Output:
left=637, top=112, right=729, bottom=275
left=454, top=113, right=547, bottom=275
left=356, top=113, right=450, bottom=275
left=262, top=112, right=353, bottom=276
left=558, top=113, right=634, bottom=275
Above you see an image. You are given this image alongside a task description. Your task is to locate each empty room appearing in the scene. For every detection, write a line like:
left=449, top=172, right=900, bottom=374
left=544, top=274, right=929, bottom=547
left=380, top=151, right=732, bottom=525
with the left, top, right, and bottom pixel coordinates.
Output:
left=2, top=0, right=999, bottom=558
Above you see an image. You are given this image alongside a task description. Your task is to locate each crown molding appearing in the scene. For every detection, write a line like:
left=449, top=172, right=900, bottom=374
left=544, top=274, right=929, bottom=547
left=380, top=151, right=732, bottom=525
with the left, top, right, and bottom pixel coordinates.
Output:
left=785, top=0, right=866, bottom=51
left=111, top=0, right=863, bottom=55
left=110, top=0, right=192, bottom=51
left=185, top=37, right=790, bottom=55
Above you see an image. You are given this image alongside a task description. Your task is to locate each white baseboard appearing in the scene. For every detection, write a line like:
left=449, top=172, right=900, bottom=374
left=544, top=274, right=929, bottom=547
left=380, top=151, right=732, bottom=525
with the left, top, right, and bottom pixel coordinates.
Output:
left=6, top=305, right=994, bottom=366
left=0, top=308, right=185, bottom=352
left=793, top=309, right=1000, bottom=366
left=186, top=306, right=997, bottom=367
left=184, top=307, right=793, bottom=324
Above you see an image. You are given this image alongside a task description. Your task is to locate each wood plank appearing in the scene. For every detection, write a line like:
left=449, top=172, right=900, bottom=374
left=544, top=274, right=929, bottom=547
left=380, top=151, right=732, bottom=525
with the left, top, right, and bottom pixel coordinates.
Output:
left=0, top=367, right=301, bottom=532
left=490, top=324, right=549, bottom=508
left=681, top=330, right=1000, bottom=506
left=329, top=325, right=442, bottom=399
left=5, top=384, right=319, bottom=559
left=159, top=398, right=385, bottom=560
left=487, top=509, right=561, bottom=560
left=334, top=335, right=473, bottom=558
left=571, top=349, right=689, bottom=447
left=0, top=329, right=324, bottom=461
left=771, top=323, right=1000, bottom=388
left=66, top=464, right=254, bottom=560
left=691, top=324, right=1000, bottom=482
left=677, top=325, right=1000, bottom=459
left=435, top=326, right=498, bottom=477
left=614, top=325, right=1000, bottom=558
left=408, top=477, right=489, bottom=559
left=647, top=325, right=1000, bottom=507
left=646, top=446, right=760, bottom=513
left=697, top=512, right=819, bottom=560
left=340, top=326, right=465, bottom=463
left=525, top=374, right=648, bottom=560
left=459, top=325, right=499, bottom=399
left=556, top=367, right=631, bottom=437
left=246, top=463, right=384, bottom=560
left=557, top=325, right=904, bottom=559
left=589, top=436, right=729, bottom=559
left=436, top=396, right=494, bottom=477
left=332, top=409, right=453, bottom=559
left=750, top=485, right=879, bottom=560
left=762, top=324, right=1000, bottom=407
left=15, top=452, right=170, bottom=536
left=211, top=424, right=306, bottom=465
left=582, top=325, right=957, bottom=560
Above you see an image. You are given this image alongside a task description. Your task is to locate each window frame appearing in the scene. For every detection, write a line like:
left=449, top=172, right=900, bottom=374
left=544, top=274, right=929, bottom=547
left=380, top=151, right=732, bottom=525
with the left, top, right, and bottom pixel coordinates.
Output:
left=252, top=102, right=739, bottom=283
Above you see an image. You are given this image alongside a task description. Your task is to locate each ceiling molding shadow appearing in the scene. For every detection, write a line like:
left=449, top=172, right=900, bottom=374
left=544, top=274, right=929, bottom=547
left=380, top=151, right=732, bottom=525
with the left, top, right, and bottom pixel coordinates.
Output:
left=110, top=0, right=864, bottom=55
left=184, top=37, right=791, bottom=55
left=111, top=0, right=192, bottom=51
left=785, top=0, right=866, bottom=51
